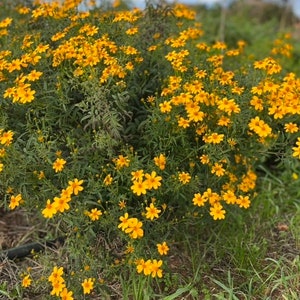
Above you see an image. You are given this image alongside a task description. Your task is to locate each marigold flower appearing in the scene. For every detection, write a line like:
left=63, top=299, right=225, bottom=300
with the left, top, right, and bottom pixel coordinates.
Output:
left=68, top=178, right=84, bottom=195
left=51, top=280, right=66, bottom=296
left=157, top=242, right=169, bottom=255
left=60, top=288, right=74, bottom=300
left=222, top=190, right=237, bottom=205
left=103, top=174, right=113, bottom=186
left=248, top=117, right=272, bottom=138
left=192, top=193, right=206, bottom=206
left=250, top=96, right=264, bottom=111
left=131, top=169, right=144, bottom=181
left=81, top=278, right=94, bottom=294
left=9, top=193, right=22, bottom=210
left=131, top=180, right=148, bottom=196
left=150, top=259, right=163, bottom=278
left=22, top=275, right=32, bottom=288
left=52, top=158, right=66, bottom=173
left=204, top=132, right=224, bottom=144
left=53, top=196, right=71, bottom=213
left=237, top=195, right=251, bottom=209
left=211, top=163, right=225, bottom=177
left=292, top=145, right=300, bottom=159
left=88, top=208, right=102, bottom=221
left=136, top=259, right=152, bottom=276
left=118, top=212, right=129, bottom=231
left=126, top=27, right=138, bottom=35
left=159, top=101, right=172, bottom=113
left=145, top=203, right=161, bottom=220
left=200, top=154, right=210, bottom=164
left=42, top=199, right=57, bottom=218
left=178, top=117, right=190, bottom=128
left=125, top=244, right=135, bottom=254
left=284, top=122, right=298, bottom=133
left=125, top=218, right=144, bottom=239
left=118, top=200, right=126, bottom=209
left=154, top=154, right=166, bottom=170
left=144, top=171, right=162, bottom=190
left=114, top=155, right=130, bottom=169
left=0, top=130, right=13, bottom=146
left=210, top=203, right=226, bottom=220
left=48, top=266, right=64, bottom=284
left=203, top=188, right=220, bottom=205
left=178, top=171, right=191, bottom=184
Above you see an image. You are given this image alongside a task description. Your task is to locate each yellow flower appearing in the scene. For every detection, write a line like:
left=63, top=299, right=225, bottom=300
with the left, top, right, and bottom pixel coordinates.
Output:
left=145, top=203, right=161, bottom=220
left=88, top=208, right=102, bottom=221
left=22, top=275, right=32, bottom=288
left=178, top=171, right=191, bottom=184
left=26, top=70, right=43, bottom=81
left=9, top=194, right=23, bottom=210
left=125, top=244, right=134, bottom=254
left=236, top=195, right=251, bottom=209
left=159, top=101, right=172, bottom=113
left=125, top=218, right=144, bottom=239
left=192, top=193, right=206, bottom=206
left=118, top=212, right=129, bottom=231
left=126, top=27, right=138, bottom=35
left=250, top=96, right=264, bottom=111
left=103, top=174, right=113, bottom=186
left=178, top=117, right=190, bottom=128
left=60, top=288, right=74, bottom=300
left=53, top=195, right=71, bottom=213
left=199, top=154, right=210, bottom=165
left=0, top=130, right=13, bottom=146
left=52, top=158, right=66, bottom=173
left=144, top=171, right=162, bottom=190
left=292, top=138, right=300, bottom=159
left=50, top=280, right=65, bottom=296
left=68, top=178, right=84, bottom=195
left=81, top=278, right=94, bottom=295
left=114, top=155, right=130, bottom=169
left=0, top=17, right=13, bottom=28
left=131, top=180, right=148, bottom=196
left=136, top=259, right=152, bottom=276
left=248, top=117, right=272, bottom=138
left=222, top=190, right=237, bottom=205
left=154, top=154, right=166, bottom=170
left=118, top=200, right=126, bottom=209
left=48, top=266, right=64, bottom=284
left=157, top=242, right=169, bottom=255
left=210, top=203, right=226, bottom=220
left=211, top=163, right=225, bottom=177
left=150, top=259, right=163, bottom=278
left=284, top=122, right=298, bottom=133
left=42, top=199, right=57, bottom=218
left=131, top=169, right=144, bottom=181
left=203, top=132, right=224, bottom=144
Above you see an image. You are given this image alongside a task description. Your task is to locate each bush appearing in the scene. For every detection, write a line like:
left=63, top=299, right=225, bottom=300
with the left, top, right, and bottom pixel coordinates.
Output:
left=1, top=0, right=300, bottom=298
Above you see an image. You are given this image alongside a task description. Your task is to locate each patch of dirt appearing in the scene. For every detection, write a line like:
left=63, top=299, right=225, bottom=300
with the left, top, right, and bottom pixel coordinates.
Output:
left=0, top=208, right=37, bottom=251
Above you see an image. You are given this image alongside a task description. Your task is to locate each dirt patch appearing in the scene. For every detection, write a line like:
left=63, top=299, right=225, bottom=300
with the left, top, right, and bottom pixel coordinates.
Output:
left=0, top=208, right=37, bottom=251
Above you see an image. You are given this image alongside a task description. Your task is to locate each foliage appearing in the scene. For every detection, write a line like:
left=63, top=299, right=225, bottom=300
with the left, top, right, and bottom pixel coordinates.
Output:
left=0, top=0, right=300, bottom=298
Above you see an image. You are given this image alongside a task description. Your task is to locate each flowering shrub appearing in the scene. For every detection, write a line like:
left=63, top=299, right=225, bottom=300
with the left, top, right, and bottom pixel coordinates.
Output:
left=1, top=0, right=300, bottom=298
